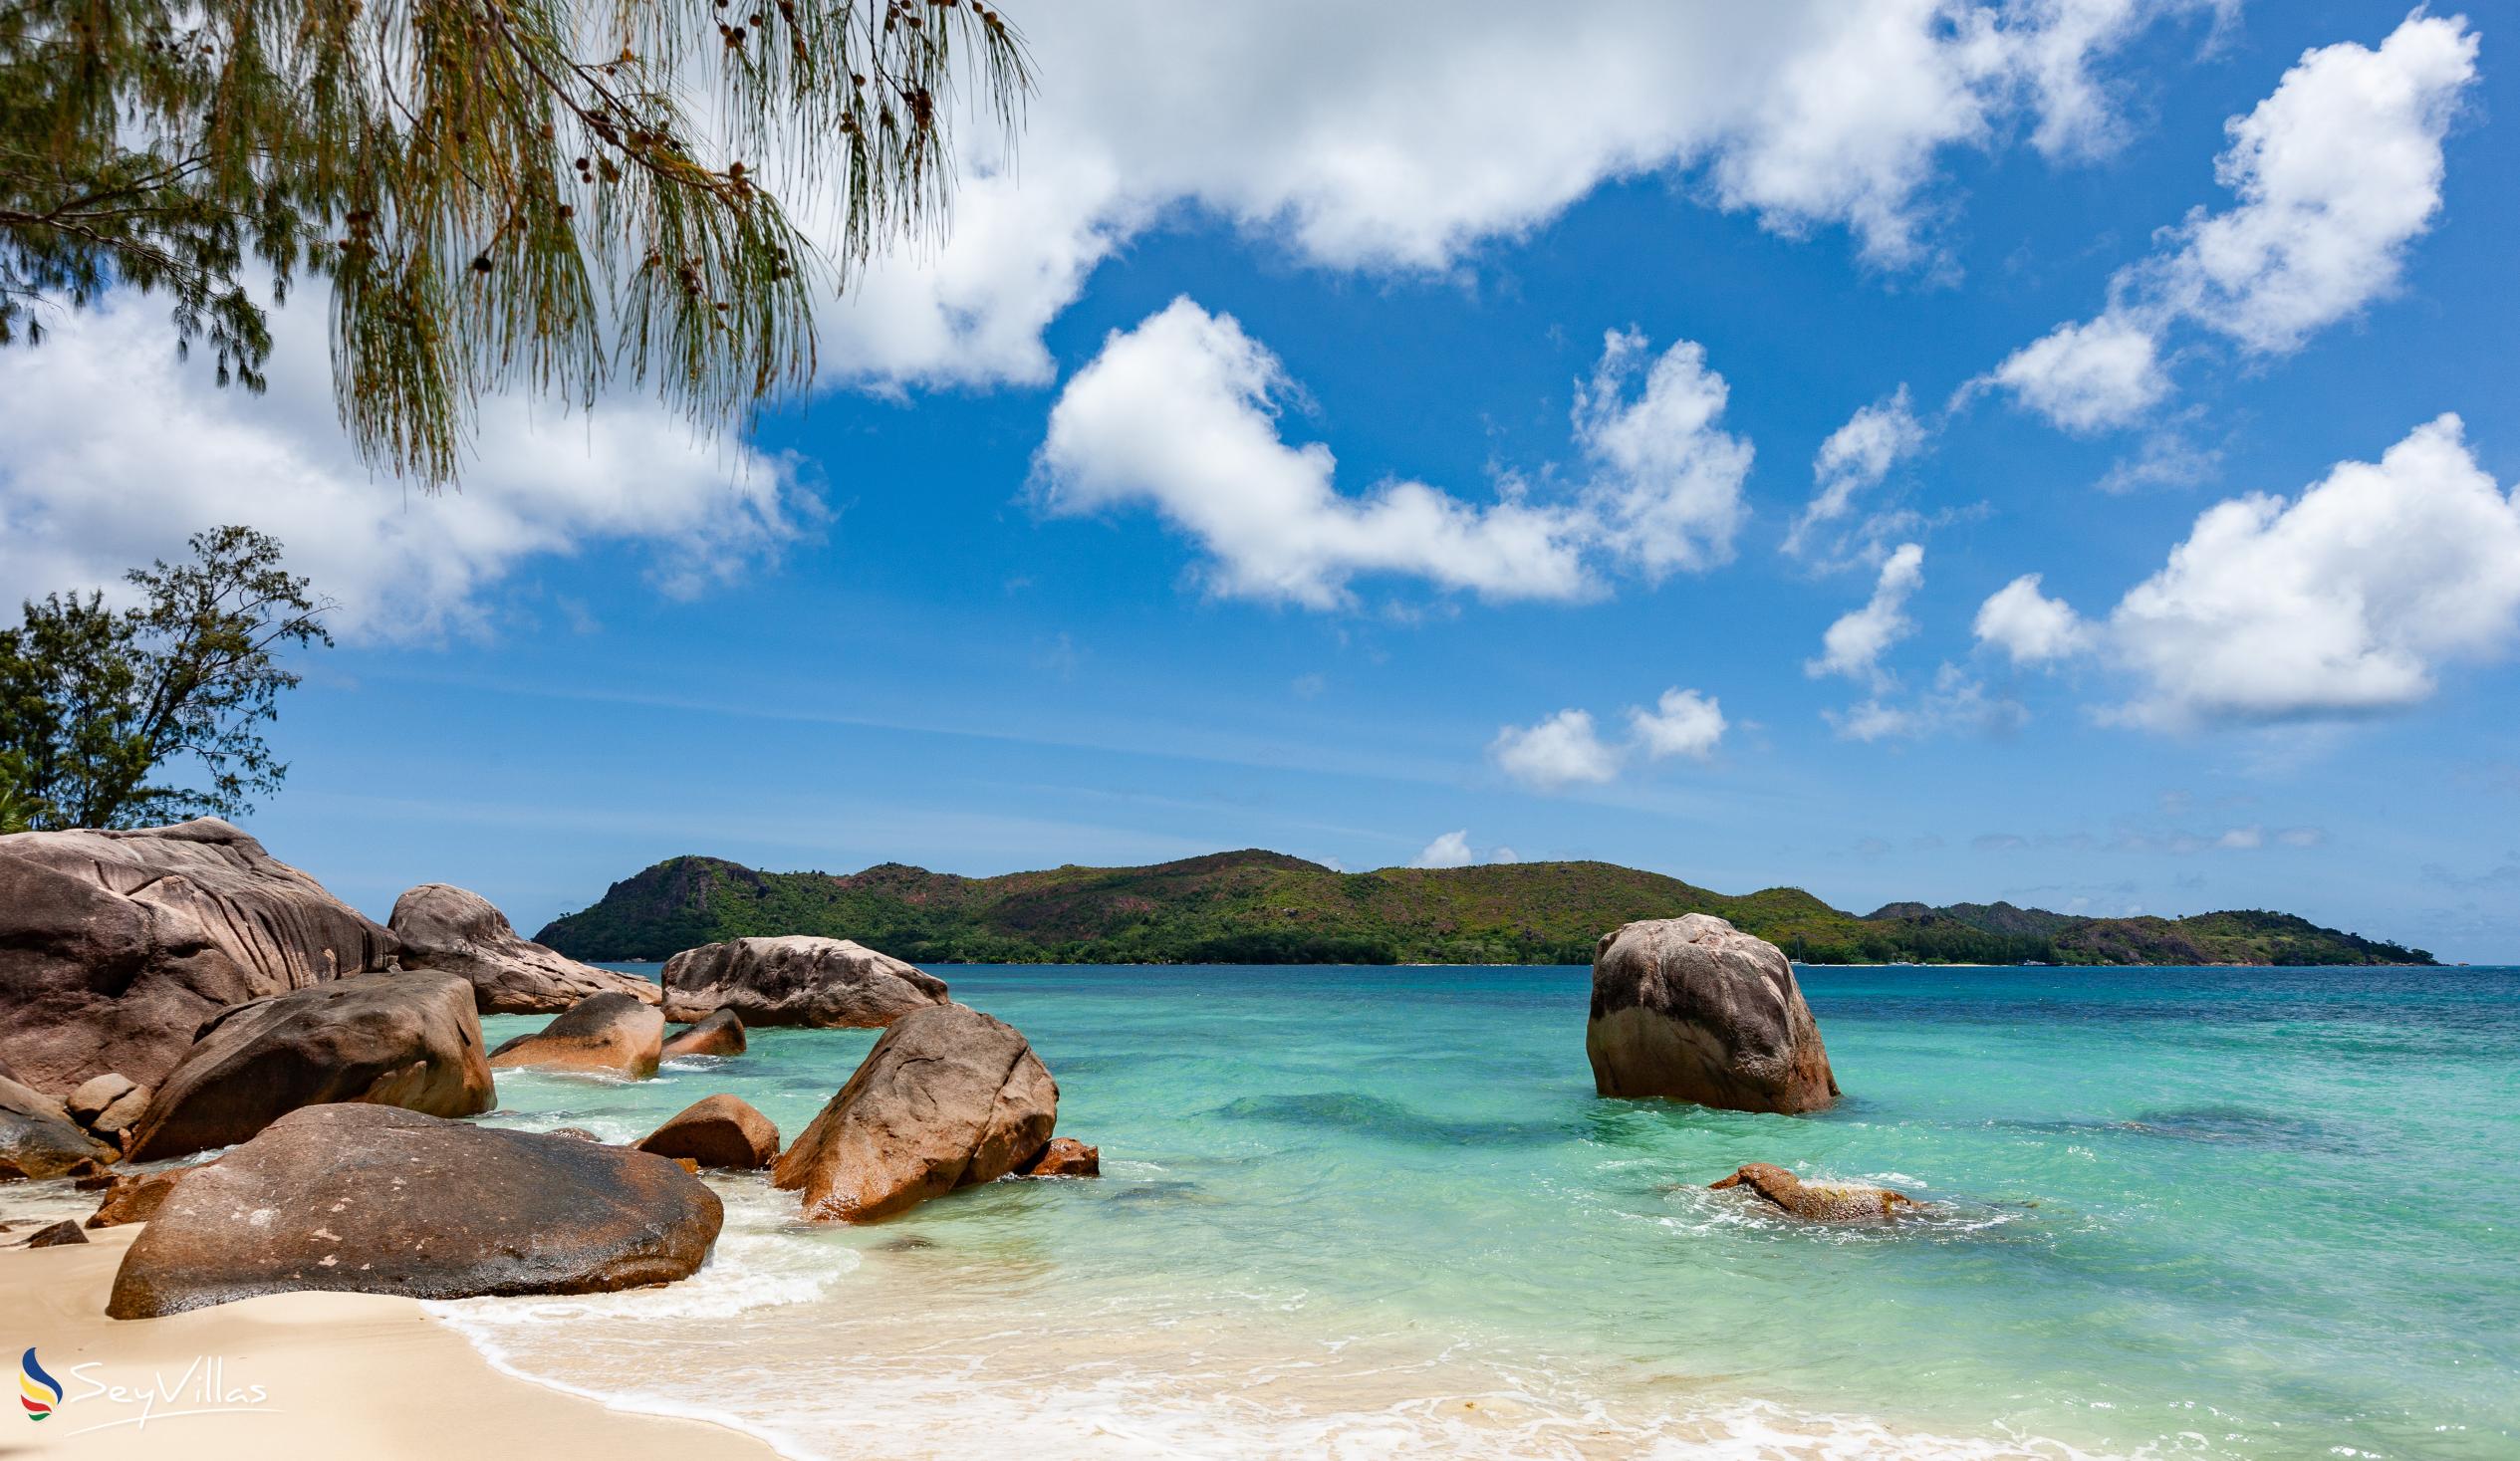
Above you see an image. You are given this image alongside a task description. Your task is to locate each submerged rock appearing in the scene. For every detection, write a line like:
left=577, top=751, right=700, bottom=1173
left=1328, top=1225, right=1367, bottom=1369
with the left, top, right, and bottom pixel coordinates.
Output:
left=1, top=1074, right=118, bottom=1180
left=635, top=1094, right=779, bottom=1170
left=1020, top=1136, right=1101, bottom=1178
left=0, top=818, right=398, bottom=1094
left=108, top=1104, right=722, bottom=1318
left=389, top=883, right=663, bottom=1016
left=488, top=991, right=664, bottom=1078
left=127, top=972, right=497, bottom=1161
left=1709, top=1163, right=1916, bottom=1223
left=660, top=936, right=949, bottom=1029
left=660, top=1009, right=746, bottom=1060
left=772, top=1003, right=1057, bottom=1222
left=1586, top=915, right=1839, bottom=1113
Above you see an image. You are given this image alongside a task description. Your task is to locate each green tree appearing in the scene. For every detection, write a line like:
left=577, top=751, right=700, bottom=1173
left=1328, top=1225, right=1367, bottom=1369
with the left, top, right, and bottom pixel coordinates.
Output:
left=0, top=526, right=332, bottom=829
left=0, top=1, right=1028, bottom=485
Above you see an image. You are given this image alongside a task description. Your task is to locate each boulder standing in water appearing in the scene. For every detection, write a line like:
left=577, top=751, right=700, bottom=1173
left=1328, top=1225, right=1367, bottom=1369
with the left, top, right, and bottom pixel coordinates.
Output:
left=108, top=1104, right=722, bottom=1318
left=488, top=991, right=664, bottom=1078
left=661, top=936, right=949, bottom=1029
left=1710, top=1163, right=1917, bottom=1223
left=635, top=1094, right=780, bottom=1169
left=388, top=883, right=663, bottom=1016
left=660, top=1009, right=746, bottom=1059
left=1586, top=915, right=1840, bottom=1114
left=0, top=819, right=397, bottom=1094
left=2, top=1073, right=118, bottom=1180
left=127, top=972, right=497, bottom=1161
left=772, top=1003, right=1057, bottom=1222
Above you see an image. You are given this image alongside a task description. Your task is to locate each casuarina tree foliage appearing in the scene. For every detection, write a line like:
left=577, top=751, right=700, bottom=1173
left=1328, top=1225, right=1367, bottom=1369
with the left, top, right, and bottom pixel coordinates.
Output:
left=0, top=1, right=1030, bottom=484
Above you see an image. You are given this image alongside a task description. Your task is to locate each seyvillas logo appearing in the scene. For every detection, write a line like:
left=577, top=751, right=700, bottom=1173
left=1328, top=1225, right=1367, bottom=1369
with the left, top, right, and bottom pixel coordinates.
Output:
left=18, top=1347, right=62, bottom=1421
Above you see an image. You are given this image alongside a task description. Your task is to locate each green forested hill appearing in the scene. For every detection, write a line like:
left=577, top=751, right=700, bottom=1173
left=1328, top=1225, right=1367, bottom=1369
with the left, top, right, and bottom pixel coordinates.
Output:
left=532, top=851, right=2433, bottom=967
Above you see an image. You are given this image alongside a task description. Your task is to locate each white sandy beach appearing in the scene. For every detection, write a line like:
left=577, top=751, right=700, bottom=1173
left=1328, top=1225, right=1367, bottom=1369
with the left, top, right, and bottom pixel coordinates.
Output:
left=3, top=1223, right=776, bottom=1461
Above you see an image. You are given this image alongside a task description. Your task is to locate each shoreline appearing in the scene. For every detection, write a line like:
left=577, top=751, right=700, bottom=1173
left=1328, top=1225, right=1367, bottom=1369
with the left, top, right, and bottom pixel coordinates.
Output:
left=2, top=1222, right=779, bottom=1461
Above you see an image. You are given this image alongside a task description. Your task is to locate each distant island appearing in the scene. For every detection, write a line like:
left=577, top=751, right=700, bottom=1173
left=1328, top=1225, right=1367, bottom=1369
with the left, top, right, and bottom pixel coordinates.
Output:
left=534, top=851, right=2434, bottom=968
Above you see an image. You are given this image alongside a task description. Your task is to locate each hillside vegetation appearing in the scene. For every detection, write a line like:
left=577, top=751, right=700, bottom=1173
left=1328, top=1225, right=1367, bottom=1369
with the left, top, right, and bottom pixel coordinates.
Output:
left=533, top=852, right=2433, bottom=967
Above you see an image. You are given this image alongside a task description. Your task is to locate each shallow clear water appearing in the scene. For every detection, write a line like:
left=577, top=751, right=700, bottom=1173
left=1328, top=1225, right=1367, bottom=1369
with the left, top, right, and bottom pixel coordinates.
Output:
left=434, top=964, right=2520, bottom=1460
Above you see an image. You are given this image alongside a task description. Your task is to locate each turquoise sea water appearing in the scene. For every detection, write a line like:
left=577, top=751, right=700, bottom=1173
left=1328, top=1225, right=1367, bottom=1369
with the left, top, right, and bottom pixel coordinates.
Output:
left=437, top=963, right=2520, bottom=1460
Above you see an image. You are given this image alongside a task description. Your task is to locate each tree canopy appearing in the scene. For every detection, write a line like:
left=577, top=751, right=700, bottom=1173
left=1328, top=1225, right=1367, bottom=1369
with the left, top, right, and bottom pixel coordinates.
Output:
left=0, top=0, right=1029, bottom=485
left=0, top=526, right=332, bottom=829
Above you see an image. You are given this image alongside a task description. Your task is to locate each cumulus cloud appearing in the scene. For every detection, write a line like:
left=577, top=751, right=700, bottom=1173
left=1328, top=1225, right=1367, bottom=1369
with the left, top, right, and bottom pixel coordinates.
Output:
left=2153, top=10, right=2479, bottom=354
left=1491, top=686, right=1727, bottom=790
left=1630, top=688, right=1728, bottom=761
left=2110, top=413, right=2520, bottom=727
left=1975, top=573, right=2093, bottom=664
left=1985, top=12, right=2480, bottom=431
left=1808, top=543, right=1927, bottom=685
left=817, top=2, right=2232, bottom=388
left=0, top=295, right=806, bottom=639
left=1977, top=414, right=2520, bottom=728
left=1786, top=387, right=1928, bottom=559
left=1489, top=709, right=1625, bottom=792
left=1985, top=312, right=2170, bottom=433
left=1571, top=330, right=1756, bottom=578
left=1409, top=831, right=1522, bottom=867
left=1035, top=302, right=1751, bottom=609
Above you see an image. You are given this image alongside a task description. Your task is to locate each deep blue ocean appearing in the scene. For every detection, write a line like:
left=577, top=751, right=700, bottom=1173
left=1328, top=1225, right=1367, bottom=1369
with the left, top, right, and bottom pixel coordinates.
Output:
left=436, top=962, right=2520, bottom=1459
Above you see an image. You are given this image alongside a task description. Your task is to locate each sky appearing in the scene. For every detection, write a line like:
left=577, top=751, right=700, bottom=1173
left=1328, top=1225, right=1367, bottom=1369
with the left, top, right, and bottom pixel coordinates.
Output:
left=4, top=2, right=2518, bottom=960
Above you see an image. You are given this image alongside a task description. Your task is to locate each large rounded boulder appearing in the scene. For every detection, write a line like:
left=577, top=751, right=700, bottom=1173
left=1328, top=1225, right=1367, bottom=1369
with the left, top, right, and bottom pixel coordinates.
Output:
left=1, top=1073, right=118, bottom=1180
left=108, top=1104, right=722, bottom=1318
left=388, top=883, right=663, bottom=1016
left=1586, top=914, right=1839, bottom=1113
left=661, top=936, right=948, bottom=1029
left=488, top=991, right=664, bottom=1078
left=660, top=1009, right=746, bottom=1059
left=127, top=971, right=497, bottom=1161
left=0, top=819, right=398, bottom=1095
left=771, top=1003, right=1057, bottom=1222
left=635, top=1094, right=779, bottom=1170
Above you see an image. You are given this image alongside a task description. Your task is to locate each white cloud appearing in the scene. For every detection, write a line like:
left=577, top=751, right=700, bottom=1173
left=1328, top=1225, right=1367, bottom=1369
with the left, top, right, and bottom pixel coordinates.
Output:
left=0, top=296, right=806, bottom=639
left=1975, top=573, right=2092, bottom=664
left=2109, top=413, right=2520, bottom=727
left=1629, top=688, right=1728, bottom=761
left=1986, top=12, right=2479, bottom=430
left=818, top=2, right=2231, bottom=387
left=1787, top=386, right=1927, bottom=559
left=1985, top=312, right=2170, bottom=433
left=1569, top=330, right=1756, bottom=578
left=1490, top=709, right=1624, bottom=792
left=1983, top=415, right=2520, bottom=729
left=1808, top=543, right=1926, bottom=685
left=2152, top=10, right=2479, bottom=354
left=1035, top=302, right=1753, bottom=609
left=1408, top=831, right=1521, bottom=867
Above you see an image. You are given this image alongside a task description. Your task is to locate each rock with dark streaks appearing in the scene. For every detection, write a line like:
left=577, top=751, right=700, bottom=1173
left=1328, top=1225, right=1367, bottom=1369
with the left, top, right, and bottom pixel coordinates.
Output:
left=1587, top=915, right=1839, bottom=1113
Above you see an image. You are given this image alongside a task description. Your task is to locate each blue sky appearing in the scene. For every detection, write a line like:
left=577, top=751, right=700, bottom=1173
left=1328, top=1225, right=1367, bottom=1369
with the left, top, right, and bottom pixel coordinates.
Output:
left=4, top=3, right=2517, bottom=958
